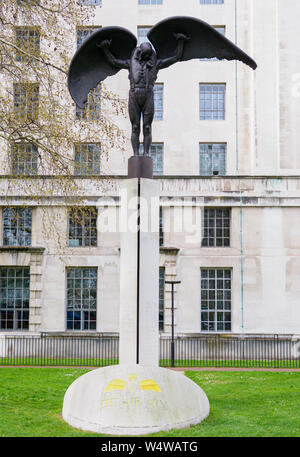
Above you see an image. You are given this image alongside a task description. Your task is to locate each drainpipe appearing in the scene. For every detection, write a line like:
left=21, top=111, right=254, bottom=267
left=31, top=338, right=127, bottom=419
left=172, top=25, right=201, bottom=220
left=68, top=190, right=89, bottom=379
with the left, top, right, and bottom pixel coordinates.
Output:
left=235, top=0, right=239, bottom=172
left=240, top=190, right=245, bottom=334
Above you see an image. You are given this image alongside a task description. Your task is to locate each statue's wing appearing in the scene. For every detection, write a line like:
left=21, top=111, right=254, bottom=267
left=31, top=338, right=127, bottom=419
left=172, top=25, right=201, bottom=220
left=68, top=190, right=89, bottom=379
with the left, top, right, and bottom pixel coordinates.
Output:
left=68, top=26, right=137, bottom=108
left=139, top=379, right=162, bottom=392
left=148, top=16, right=257, bottom=70
left=104, top=379, right=127, bottom=392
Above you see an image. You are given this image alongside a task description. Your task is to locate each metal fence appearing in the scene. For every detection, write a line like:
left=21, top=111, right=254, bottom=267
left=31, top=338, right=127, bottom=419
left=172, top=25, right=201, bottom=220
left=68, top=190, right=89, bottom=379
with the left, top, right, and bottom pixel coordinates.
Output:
left=0, top=333, right=299, bottom=368
left=160, top=334, right=300, bottom=368
left=0, top=334, right=119, bottom=367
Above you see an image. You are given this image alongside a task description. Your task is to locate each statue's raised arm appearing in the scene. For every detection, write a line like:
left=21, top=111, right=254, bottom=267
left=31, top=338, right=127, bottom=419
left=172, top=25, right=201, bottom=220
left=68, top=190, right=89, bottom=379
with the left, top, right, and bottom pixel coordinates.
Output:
left=97, top=39, right=130, bottom=70
left=157, top=33, right=190, bottom=70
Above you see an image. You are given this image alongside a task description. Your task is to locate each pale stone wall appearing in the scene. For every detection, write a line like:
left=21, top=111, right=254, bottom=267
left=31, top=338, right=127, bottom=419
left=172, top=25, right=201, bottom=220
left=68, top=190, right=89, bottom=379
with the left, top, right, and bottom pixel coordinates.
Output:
left=1, top=0, right=300, bottom=338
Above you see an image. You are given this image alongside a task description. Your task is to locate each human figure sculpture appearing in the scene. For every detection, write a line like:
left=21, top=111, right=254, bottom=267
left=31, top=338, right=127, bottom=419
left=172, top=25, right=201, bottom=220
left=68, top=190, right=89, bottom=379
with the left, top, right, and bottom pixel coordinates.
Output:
left=68, top=17, right=257, bottom=157
left=98, top=35, right=189, bottom=156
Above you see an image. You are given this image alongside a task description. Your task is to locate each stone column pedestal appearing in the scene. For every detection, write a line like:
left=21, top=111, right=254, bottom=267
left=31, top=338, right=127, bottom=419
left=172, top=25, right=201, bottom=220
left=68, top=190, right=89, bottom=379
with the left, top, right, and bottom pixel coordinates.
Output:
left=119, top=178, right=159, bottom=366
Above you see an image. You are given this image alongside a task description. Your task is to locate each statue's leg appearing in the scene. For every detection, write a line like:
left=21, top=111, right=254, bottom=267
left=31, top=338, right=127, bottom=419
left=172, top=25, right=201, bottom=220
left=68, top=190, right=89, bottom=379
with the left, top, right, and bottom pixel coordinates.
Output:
left=142, top=89, right=154, bottom=156
left=129, top=90, right=142, bottom=156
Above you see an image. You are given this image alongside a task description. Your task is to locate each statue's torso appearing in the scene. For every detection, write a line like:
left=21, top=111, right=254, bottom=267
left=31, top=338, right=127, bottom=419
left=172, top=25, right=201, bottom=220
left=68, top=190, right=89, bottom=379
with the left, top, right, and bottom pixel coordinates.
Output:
left=129, top=49, right=158, bottom=89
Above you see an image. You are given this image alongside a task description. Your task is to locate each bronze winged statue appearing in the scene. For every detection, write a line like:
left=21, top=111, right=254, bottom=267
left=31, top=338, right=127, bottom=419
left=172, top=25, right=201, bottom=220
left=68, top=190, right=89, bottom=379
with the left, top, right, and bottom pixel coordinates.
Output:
left=68, top=16, right=257, bottom=158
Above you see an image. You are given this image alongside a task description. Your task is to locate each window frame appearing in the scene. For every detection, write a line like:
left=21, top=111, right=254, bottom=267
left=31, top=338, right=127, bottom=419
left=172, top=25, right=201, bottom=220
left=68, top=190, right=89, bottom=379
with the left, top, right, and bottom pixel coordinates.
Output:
left=2, top=207, right=33, bottom=247
left=139, top=143, right=164, bottom=175
left=200, top=267, right=232, bottom=333
left=66, top=267, right=98, bottom=331
left=201, top=208, right=231, bottom=248
left=159, top=266, right=165, bottom=332
left=68, top=207, right=98, bottom=248
left=159, top=206, right=164, bottom=247
left=154, top=83, right=164, bottom=121
left=75, top=85, right=102, bottom=120
left=200, top=0, right=224, bottom=4
left=11, top=142, right=38, bottom=176
left=74, top=142, right=101, bottom=175
left=199, top=83, right=226, bottom=121
left=137, top=26, right=152, bottom=45
left=0, top=267, right=30, bottom=331
left=199, top=142, right=227, bottom=176
left=15, top=26, right=40, bottom=62
left=138, top=0, right=163, bottom=4
left=14, top=83, right=39, bottom=121
left=76, top=26, right=102, bottom=49
left=78, top=0, right=102, bottom=5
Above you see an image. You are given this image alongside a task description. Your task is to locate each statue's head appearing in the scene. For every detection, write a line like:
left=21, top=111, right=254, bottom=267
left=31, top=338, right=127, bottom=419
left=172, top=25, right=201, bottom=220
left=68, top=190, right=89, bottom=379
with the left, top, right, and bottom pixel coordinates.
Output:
left=138, top=42, right=154, bottom=60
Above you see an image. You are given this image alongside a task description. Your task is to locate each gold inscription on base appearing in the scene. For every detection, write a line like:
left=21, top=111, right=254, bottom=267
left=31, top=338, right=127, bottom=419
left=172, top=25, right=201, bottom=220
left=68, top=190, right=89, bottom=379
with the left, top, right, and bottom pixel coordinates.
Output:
left=101, top=374, right=165, bottom=410
left=100, top=396, right=166, bottom=409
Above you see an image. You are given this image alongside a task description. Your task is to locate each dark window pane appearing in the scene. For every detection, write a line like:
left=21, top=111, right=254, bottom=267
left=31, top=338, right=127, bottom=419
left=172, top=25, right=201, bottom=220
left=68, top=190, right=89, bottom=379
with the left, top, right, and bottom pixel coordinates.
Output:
left=14, top=83, right=39, bottom=121
left=201, top=268, right=231, bottom=332
left=0, top=267, right=30, bottom=330
left=3, top=208, right=32, bottom=247
left=159, top=267, right=165, bottom=331
left=68, top=207, right=97, bottom=247
left=139, top=143, right=163, bottom=175
left=201, top=208, right=230, bottom=247
left=199, top=84, right=225, bottom=120
left=66, top=267, right=97, bottom=331
left=74, top=143, right=100, bottom=175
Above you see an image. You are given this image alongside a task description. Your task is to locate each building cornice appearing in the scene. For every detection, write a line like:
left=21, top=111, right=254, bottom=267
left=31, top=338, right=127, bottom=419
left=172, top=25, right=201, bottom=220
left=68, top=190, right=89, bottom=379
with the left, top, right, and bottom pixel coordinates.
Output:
left=0, top=246, right=45, bottom=254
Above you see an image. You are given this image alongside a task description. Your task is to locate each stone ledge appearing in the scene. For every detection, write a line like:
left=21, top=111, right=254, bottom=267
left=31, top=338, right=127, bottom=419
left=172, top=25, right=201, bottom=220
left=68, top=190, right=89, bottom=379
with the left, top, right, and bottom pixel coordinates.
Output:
left=0, top=246, right=45, bottom=254
left=160, top=247, right=180, bottom=255
left=40, top=331, right=119, bottom=338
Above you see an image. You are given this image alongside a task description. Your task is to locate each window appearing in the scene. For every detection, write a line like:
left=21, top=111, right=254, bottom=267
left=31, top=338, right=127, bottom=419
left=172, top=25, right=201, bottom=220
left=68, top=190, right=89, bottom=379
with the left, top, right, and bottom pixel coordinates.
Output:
left=154, top=83, right=163, bottom=120
left=202, top=208, right=230, bottom=247
left=159, top=267, right=165, bottom=331
left=200, top=0, right=224, bottom=4
left=76, top=85, right=101, bottom=120
left=139, top=0, right=162, bottom=4
left=66, top=267, right=97, bottom=331
left=200, top=27, right=225, bottom=61
left=200, top=268, right=231, bottom=332
left=159, top=207, right=164, bottom=247
left=215, top=26, right=225, bottom=35
left=68, top=207, right=97, bottom=247
left=137, top=27, right=151, bottom=45
left=3, top=207, right=32, bottom=247
left=14, top=83, right=39, bottom=121
left=151, top=143, right=163, bottom=175
left=199, top=143, right=226, bottom=176
left=78, top=0, right=102, bottom=5
left=77, top=26, right=101, bottom=49
left=15, top=27, right=40, bottom=62
left=12, top=142, right=38, bottom=176
left=199, top=84, right=225, bottom=120
left=74, top=143, right=100, bottom=175
left=0, top=267, right=30, bottom=330
left=139, top=143, right=163, bottom=175
left=17, top=0, right=40, bottom=5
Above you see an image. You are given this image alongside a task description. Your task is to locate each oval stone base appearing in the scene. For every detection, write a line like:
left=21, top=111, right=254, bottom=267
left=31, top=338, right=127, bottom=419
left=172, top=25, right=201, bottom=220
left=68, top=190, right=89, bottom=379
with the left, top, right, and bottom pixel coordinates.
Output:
left=62, top=364, right=209, bottom=436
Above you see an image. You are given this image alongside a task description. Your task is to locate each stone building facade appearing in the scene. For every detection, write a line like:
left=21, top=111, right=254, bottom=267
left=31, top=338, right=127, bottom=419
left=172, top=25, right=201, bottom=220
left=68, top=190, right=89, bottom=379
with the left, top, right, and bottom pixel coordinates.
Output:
left=1, top=0, right=300, bottom=339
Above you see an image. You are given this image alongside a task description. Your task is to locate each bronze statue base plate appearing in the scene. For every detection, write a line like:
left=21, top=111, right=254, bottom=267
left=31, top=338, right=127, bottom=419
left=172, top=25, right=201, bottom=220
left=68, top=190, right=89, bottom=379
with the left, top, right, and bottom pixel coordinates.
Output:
left=128, top=156, right=153, bottom=179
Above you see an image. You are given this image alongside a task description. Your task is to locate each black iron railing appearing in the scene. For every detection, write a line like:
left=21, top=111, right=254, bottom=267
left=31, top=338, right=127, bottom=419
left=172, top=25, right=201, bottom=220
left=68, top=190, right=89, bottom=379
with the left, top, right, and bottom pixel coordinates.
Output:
left=0, top=334, right=299, bottom=368
left=160, top=334, right=300, bottom=368
left=0, top=334, right=119, bottom=367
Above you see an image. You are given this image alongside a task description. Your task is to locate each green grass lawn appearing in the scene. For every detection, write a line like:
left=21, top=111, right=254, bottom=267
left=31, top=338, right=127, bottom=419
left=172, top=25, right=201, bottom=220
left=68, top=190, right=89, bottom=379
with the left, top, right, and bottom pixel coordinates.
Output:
left=0, top=368, right=300, bottom=437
